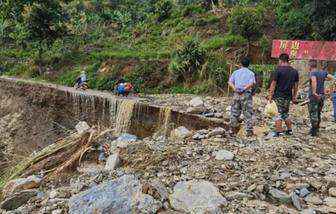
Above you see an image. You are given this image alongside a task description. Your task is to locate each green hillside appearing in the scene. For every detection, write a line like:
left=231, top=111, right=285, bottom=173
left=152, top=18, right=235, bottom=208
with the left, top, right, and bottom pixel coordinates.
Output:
left=0, top=0, right=335, bottom=94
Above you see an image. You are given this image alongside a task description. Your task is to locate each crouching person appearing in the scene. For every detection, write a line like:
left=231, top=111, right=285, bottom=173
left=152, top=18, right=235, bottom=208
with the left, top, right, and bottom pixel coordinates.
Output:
left=116, top=79, right=133, bottom=97
left=228, top=57, right=256, bottom=137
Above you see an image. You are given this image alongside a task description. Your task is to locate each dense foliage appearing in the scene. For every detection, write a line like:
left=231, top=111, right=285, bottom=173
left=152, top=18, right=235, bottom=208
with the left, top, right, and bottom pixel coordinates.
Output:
left=0, top=0, right=335, bottom=94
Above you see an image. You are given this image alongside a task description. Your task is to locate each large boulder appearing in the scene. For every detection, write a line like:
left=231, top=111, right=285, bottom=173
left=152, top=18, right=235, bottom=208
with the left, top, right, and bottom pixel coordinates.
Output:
left=1, top=189, right=39, bottom=211
left=2, top=175, right=42, bottom=198
left=169, top=180, right=227, bottom=213
left=69, top=175, right=160, bottom=214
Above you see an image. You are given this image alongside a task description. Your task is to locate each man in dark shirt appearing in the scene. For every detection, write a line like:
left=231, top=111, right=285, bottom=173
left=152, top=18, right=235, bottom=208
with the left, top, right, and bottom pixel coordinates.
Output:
left=308, top=60, right=334, bottom=136
left=268, top=53, right=299, bottom=137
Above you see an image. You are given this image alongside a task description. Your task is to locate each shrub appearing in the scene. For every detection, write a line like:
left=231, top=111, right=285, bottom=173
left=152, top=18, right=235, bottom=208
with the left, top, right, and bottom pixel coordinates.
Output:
left=227, top=6, right=263, bottom=41
left=156, top=0, right=173, bottom=23
left=277, top=9, right=311, bottom=39
left=181, top=4, right=205, bottom=17
left=250, top=64, right=276, bottom=90
left=169, top=38, right=206, bottom=82
left=203, top=55, right=228, bottom=89
left=202, top=34, right=247, bottom=50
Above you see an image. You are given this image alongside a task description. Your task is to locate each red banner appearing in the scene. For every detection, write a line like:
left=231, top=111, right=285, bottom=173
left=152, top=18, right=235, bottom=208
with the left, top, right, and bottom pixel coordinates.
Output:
left=271, top=40, right=336, bottom=61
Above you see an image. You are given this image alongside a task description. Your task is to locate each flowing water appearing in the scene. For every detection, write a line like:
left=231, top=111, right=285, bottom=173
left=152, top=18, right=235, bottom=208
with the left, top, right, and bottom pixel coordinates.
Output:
left=114, top=99, right=136, bottom=135
left=158, top=106, right=172, bottom=137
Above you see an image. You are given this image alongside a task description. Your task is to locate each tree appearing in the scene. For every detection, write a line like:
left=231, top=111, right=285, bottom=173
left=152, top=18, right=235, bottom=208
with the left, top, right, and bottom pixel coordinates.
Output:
left=26, top=0, right=67, bottom=45
left=310, top=0, right=336, bottom=40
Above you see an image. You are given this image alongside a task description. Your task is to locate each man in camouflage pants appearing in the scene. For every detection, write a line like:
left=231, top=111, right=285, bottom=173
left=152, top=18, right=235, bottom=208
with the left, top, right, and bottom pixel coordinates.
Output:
left=268, top=53, right=299, bottom=137
left=228, top=58, right=256, bottom=137
left=308, top=60, right=334, bottom=136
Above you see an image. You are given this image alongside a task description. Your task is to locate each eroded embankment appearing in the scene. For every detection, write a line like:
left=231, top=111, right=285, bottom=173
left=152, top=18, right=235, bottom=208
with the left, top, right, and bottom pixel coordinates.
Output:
left=0, top=76, right=227, bottom=172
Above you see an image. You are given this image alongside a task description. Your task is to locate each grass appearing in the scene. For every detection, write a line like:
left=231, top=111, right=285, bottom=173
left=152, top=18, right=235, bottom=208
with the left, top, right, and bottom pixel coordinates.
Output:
left=202, top=34, right=248, bottom=50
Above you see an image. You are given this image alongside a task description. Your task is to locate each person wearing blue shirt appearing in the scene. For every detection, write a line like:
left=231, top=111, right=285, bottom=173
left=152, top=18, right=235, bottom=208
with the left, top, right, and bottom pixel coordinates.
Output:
left=332, top=71, right=336, bottom=122
left=308, top=60, right=334, bottom=136
left=228, top=57, right=256, bottom=137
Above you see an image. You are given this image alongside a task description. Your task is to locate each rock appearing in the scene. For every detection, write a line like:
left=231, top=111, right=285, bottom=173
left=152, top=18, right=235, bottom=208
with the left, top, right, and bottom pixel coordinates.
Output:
left=170, top=127, right=192, bottom=140
left=208, top=127, right=226, bottom=137
left=1, top=189, right=38, bottom=211
left=115, top=133, right=138, bottom=148
left=305, top=193, right=323, bottom=205
left=329, top=187, right=336, bottom=197
left=49, top=188, right=71, bottom=199
left=69, top=175, right=142, bottom=214
left=49, top=189, right=58, bottom=199
left=186, top=106, right=204, bottom=114
left=214, top=150, right=234, bottom=161
left=268, top=188, right=291, bottom=204
left=75, top=121, right=90, bottom=134
left=52, top=209, right=63, bottom=214
left=291, top=192, right=302, bottom=210
left=192, top=133, right=206, bottom=140
left=203, top=112, right=215, bottom=117
left=325, top=197, right=336, bottom=208
left=214, top=113, right=223, bottom=118
left=143, top=179, right=169, bottom=202
left=105, top=152, right=120, bottom=171
left=300, top=208, right=316, bottom=214
left=169, top=180, right=227, bottom=213
left=138, top=194, right=162, bottom=214
left=2, top=175, right=42, bottom=198
left=299, top=187, right=311, bottom=198
left=189, top=97, right=204, bottom=107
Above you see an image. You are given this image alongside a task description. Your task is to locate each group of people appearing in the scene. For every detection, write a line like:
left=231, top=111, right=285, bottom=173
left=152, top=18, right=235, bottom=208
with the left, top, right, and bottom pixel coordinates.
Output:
left=229, top=53, right=336, bottom=137
left=74, top=71, right=133, bottom=96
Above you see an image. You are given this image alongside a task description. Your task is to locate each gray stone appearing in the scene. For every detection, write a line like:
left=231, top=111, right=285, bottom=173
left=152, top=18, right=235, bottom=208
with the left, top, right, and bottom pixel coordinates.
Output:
left=325, top=197, right=336, bottom=208
left=300, top=208, right=316, bottom=214
left=189, top=97, right=204, bottom=107
left=115, top=133, right=137, bottom=148
left=2, top=175, right=42, bottom=198
left=268, top=188, right=291, bottom=204
left=52, top=209, right=63, bottom=214
left=214, top=150, right=234, bottom=161
left=75, top=121, right=90, bottom=134
left=170, top=127, right=192, bottom=140
left=105, top=153, right=120, bottom=171
left=305, top=193, right=323, bottom=205
left=329, top=187, right=336, bottom=197
left=299, top=187, right=311, bottom=198
left=170, top=180, right=227, bottom=213
left=192, top=133, right=206, bottom=140
left=208, top=127, right=226, bottom=137
left=138, top=194, right=162, bottom=214
left=291, top=192, right=302, bottom=210
left=69, top=175, right=142, bottom=214
left=1, top=189, right=38, bottom=211
left=203, top=112, right=215, bottom=117
left=186, top=107, right=204, bottom=114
